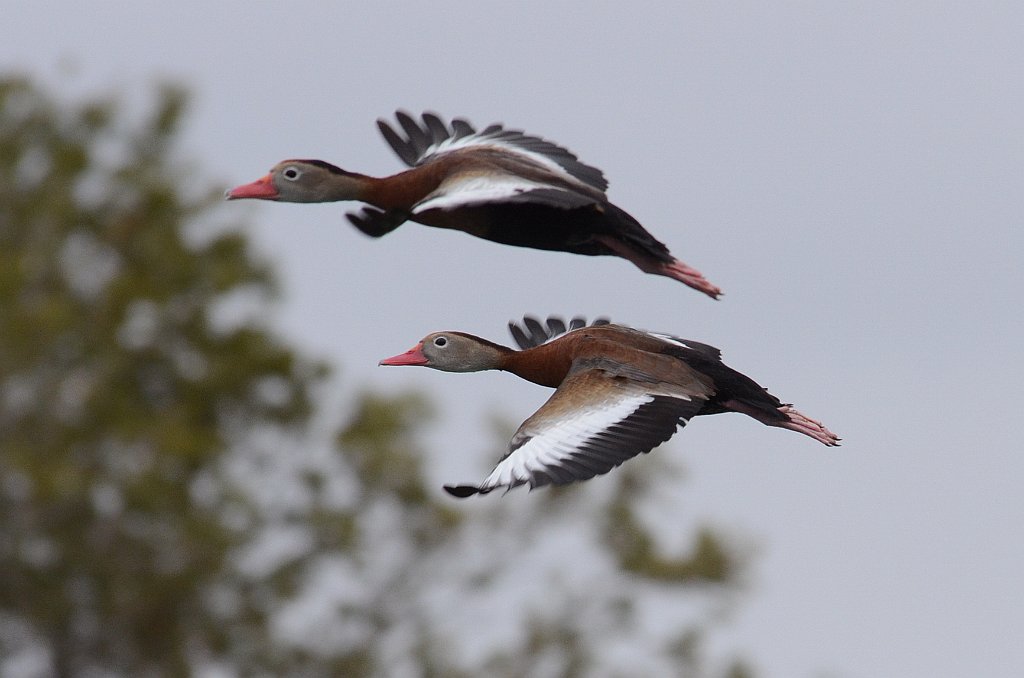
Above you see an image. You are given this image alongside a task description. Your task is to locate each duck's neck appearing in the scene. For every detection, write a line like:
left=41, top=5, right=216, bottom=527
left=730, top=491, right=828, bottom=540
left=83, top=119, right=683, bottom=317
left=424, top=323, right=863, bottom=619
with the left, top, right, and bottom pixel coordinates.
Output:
left=361, top=165, right=447, bottom=210
left=304, top=170, right=377, bottom=203
left=501, top=344, right=574, bottom=388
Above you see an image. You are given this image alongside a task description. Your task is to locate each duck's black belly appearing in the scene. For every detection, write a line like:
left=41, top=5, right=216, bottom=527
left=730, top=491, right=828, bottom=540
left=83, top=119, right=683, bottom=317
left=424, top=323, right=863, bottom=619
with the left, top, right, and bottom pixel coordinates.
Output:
left=414, top=197, right=675, bottom=263
left=414, top=202, right=612, bottom=254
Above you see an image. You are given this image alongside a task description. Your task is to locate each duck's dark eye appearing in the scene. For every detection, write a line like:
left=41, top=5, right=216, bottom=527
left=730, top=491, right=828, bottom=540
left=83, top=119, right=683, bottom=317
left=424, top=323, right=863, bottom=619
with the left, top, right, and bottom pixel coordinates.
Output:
left=282, top=167, right=301, bottom=181
left=433, top=336, right=448, bottom=347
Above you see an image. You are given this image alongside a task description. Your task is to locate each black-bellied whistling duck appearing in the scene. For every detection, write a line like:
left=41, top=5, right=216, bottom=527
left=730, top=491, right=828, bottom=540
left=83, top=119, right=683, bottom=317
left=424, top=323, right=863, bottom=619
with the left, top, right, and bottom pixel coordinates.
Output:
left=379, top=316, right=839, bottom=497
left=226, top=112, right=722, bottom=298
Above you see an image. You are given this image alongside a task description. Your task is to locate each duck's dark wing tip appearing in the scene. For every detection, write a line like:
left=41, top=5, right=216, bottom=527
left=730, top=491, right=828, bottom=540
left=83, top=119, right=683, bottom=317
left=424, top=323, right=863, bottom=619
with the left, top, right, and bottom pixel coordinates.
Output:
left=508, top=315, right=613, bottom=350
left=443, top=484, right=485, bottom=498
left=377, top=116, right=420, bottom=167
left=379, top=110, right=452, bottom=167
left=346, top=207, right=407, bottom=238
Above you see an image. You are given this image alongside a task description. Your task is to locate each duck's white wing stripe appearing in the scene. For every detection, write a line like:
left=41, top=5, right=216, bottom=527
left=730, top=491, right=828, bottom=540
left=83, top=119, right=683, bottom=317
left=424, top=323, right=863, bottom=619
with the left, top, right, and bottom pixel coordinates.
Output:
left=646, top=331, right=696, bottom=351
left=410, top=175, right=554, bottom=213
left=432, top=137, right=601, bottom=191
left=444, top=384, right=703, bottom=497
left=412, top=178, right=600, bottom=214
left=646, top=331, right=723, bottom=361
left=489, top=392, right=659, bottom=490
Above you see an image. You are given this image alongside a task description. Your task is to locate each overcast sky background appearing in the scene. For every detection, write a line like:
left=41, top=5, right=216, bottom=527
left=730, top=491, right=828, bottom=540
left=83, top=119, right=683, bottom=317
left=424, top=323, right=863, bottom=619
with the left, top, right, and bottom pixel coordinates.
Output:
left=5, top=2, right=1023, bottom=676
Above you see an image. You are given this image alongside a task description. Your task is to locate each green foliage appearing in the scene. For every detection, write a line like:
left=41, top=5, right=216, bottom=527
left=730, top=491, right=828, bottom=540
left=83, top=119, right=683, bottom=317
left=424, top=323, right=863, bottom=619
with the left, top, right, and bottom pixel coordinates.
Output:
left=337, top=391, right=462, bottom=539
left=0, top=76, right=322, bottom=676
left=606, top=471, right=735, bottom=583
left=338, top=391, right=434, bottom=501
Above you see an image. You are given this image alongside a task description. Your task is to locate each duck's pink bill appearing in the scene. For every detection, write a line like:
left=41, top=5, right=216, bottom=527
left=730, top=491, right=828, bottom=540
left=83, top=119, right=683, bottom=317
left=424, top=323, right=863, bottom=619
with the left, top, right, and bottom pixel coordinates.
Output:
left=225, top=174, right=278, bottom=200
left=379, top=345, right=428, bottom=366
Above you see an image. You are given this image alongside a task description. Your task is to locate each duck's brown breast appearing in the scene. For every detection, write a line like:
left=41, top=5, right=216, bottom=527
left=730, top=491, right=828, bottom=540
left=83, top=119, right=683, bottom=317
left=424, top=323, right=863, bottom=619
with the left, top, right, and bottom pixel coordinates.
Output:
left=502, top=339, right=578, bottom=388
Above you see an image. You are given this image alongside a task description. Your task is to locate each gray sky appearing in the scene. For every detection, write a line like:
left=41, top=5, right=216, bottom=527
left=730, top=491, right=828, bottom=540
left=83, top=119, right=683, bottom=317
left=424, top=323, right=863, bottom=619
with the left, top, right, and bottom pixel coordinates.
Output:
left=5, top=2, right=1023, bottom=676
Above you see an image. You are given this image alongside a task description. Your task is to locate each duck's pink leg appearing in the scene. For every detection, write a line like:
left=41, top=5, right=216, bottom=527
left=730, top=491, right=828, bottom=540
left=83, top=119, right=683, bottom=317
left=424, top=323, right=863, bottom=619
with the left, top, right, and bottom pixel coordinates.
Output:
left=653, top=259, right=723, bottom=299
left=722, top=400, right=841, bottom=447
left=594, top=235, right=722, bottom=299
left=776, top=405, right=841, bottom=446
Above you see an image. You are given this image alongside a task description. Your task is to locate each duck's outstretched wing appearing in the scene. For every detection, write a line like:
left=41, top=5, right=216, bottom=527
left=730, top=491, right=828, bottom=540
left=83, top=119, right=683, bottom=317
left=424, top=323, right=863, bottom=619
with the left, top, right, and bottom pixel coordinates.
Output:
left=444, top=364, right=709, bottom=498
left=507, top=315, right=612, bottom=351
left=377, top=111, right=609, bottom=193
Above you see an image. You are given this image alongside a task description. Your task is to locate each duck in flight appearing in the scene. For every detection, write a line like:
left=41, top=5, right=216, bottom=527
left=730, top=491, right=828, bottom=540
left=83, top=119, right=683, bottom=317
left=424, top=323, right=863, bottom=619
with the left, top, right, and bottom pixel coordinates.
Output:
left=380, top=316, right=839, bottom=497
left=227, top=112, right=722, bottom=298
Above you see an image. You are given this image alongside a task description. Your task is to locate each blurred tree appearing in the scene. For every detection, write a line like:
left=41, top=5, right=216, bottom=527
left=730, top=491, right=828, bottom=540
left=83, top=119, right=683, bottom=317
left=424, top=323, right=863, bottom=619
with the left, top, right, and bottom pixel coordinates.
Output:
left=0, top=75, right=326, bottom=676
left=0, top=75, right=755, bottom=678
